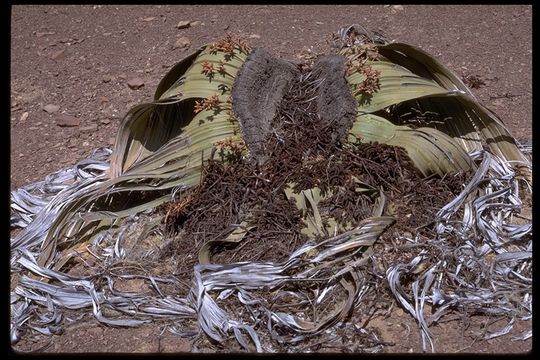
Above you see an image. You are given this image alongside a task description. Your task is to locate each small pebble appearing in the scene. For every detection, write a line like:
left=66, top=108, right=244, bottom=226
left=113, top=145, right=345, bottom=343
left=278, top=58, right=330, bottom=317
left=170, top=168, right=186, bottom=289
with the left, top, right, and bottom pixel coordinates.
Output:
left=51, top=49, right=65, bottom=60
left=56, top=114, right=80, bottom=127
left=172, top=37, right=191, bottom=50
left=176, top=20, right=191, bottom=29
left=127, top=77, right=145, bottom=90
left=43, top=104, right=60, bottom=114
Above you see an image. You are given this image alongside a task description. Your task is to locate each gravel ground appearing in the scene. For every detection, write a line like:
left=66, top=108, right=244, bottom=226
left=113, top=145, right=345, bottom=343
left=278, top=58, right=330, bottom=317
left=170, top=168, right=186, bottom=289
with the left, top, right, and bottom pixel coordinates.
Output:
left=10, top=5, right=532, bottom=354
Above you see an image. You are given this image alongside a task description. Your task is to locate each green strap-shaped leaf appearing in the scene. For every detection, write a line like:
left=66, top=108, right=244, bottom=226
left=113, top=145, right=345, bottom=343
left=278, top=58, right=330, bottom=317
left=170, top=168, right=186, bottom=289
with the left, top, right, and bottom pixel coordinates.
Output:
left=377, top=42, right=475, bottom=97
left=386, top=93, right=529, bottom=167
left=347, top=60, right=454, bottom=114
left=154, top=47, right=205, bottom=100
left=349, top=114, right=474, bottom=176
left=37, top=43, right=251, bottom=269
left=344, top=47, right=529, bottom=170
left=111, top=46, right=250, bottom=177
left=159, top=50, right=247, bottom=101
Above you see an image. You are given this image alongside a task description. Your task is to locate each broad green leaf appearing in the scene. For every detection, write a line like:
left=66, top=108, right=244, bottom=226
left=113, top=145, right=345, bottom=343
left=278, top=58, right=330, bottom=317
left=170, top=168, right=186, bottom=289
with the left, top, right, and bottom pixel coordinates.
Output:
left=37, top=44, right=251, bottom=268
left=349, top=114, right=474, bottom=176
left=159, top=48, right=248, bottom=101
left=154, top=47, right=205, bottom=100
left=377, top=42, right=475, bottom=97
left=347, top=60, right=454, bottom=114
left=384, top=93, right=529, bottom=167
left=344, top=47, right=529, bottom=170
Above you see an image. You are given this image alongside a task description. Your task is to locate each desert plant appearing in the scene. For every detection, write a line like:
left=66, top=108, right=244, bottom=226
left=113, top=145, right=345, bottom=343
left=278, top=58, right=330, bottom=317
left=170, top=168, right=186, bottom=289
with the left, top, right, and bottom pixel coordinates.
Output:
left=10, top=30, right=531, bottom=353
left=341, top=40, right=529, bottom=177
left=12, top=35, right=252, bottom=270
